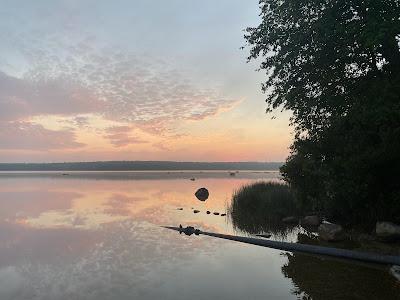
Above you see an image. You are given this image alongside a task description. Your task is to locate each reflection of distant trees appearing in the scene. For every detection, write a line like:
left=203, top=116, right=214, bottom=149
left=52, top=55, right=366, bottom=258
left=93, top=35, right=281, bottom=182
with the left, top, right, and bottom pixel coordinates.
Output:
left=281, top=234, right=400, bottom=300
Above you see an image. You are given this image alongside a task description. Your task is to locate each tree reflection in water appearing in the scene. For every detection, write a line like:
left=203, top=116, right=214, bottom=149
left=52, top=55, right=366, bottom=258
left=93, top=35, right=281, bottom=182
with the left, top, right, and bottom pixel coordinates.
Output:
left=282, top=244, right=400, bottom=299
left=228, top=190, right=400, bottom=299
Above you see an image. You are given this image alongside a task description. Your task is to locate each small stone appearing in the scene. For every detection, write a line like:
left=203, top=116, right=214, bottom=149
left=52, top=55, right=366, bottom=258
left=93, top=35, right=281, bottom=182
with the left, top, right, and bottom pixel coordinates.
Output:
left=193, top=210, right=200, bottom=213
left=213, top=212, right=220, bottom=215
left=177, top=208, right=183, bottom=210
left=318, top=223, right=345, bottom=241
left=195, top=188, right=209, bottom=201
left=221, top=213, right=226, bottom=216
left=190, top=178, right=195, bottom=181
left=206, top=211, right=211, bottom=214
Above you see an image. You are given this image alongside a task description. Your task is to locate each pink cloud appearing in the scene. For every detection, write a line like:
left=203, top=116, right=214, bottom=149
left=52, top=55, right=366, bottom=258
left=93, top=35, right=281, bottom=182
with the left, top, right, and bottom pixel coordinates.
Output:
left=13, top=43, right=240, bottom=131
left=0, top=121, right=84, bottom=150
left=0, top=72, right=103, bottom=121
left=0, top=39, right=241, bottom=153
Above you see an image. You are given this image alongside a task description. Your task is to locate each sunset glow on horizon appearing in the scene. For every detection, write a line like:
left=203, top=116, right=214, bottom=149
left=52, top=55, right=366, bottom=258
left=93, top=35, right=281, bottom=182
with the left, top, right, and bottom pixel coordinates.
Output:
left=0, top=0, right=292, bottom=162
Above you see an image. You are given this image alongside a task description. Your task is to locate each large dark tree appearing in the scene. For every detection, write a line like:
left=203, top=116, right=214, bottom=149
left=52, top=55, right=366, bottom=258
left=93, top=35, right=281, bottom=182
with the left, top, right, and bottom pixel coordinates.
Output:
left=245, top=0, right=400, bottom=227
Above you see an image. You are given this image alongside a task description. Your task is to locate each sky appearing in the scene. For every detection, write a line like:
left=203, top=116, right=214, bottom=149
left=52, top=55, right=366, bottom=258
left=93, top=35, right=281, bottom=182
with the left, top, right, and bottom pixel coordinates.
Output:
left=0, top=0, right=292, bottom=163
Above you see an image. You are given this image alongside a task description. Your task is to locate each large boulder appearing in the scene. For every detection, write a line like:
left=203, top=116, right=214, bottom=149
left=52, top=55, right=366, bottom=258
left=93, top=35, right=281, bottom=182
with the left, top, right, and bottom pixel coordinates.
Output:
left=376, top=222, right=400, bottom=241
left=301, top=215, right=321, bottom=227
left=318, top=223, right=345, bottom=241
left=195, top=188, right=209, bottom=201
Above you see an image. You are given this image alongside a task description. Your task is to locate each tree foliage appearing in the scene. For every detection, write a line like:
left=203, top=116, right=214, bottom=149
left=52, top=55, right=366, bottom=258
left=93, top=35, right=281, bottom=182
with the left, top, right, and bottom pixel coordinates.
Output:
left=245, top=0, right=400, bottom=227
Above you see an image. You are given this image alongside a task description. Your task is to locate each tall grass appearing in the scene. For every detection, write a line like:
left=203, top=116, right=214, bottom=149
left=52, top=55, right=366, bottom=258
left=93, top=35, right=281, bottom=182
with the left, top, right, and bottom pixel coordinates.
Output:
left=228, top=181, right=299, bottom=236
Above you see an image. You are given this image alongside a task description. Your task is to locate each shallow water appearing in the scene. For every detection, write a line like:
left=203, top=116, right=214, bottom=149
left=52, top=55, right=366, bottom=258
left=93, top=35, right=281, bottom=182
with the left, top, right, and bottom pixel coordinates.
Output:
left=0, top=171, right=398, bottom=299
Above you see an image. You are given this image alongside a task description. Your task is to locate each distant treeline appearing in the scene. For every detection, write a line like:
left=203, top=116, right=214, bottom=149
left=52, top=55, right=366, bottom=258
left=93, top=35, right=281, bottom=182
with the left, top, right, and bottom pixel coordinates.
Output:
left=0, top=161, right=282, bottom=171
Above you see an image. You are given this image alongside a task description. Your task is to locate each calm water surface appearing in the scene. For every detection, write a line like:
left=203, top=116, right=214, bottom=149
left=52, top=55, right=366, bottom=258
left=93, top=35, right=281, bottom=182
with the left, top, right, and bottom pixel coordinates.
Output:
left=0, top=171, right=398, bottom=299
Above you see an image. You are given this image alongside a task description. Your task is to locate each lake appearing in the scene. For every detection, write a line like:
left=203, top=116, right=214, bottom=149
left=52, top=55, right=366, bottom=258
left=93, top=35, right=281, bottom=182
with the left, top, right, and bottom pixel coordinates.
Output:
left=0, top=171, right=398, bottom=299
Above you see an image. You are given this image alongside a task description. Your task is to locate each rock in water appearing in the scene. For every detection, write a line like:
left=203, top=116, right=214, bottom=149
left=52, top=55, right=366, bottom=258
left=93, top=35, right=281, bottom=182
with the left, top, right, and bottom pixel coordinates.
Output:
left=213, top=212, right=219, bottom=215
left=193, top=210, right=200, bottom=214
left=376, top=222, right=400, bottom=241
left=390, top=265, right=400, bottom=281
left=301, top=215, right=321, bottom=226
left=206, top=211, right=211, bottom=214
left=195, top=188, right=209, bottom=201
left=318, top=223, right=345, bottom=241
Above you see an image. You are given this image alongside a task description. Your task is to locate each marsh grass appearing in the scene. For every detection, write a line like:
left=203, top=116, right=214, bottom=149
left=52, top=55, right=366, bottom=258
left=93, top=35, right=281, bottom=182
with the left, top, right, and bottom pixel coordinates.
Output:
left=228, top=181, right=299, bottom=237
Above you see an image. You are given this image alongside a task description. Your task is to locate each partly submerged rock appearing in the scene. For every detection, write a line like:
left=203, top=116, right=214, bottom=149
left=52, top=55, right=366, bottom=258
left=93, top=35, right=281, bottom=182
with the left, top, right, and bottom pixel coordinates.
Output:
left=213, top=212, right=220, bottom=215
left=282, top=216, right=298, bottom=224
left=195, top=188, right=209, bottom=201
left=390, top=265, right=400, bottom=281
left=221, top=213, right=226, bottom=216
left=193, top=209, right=200, bottom=213
left=318, top=223, right=345, bottom=241
left=376, top=222, right=400, bottom=241
left=301, top=215, right=321, bottom=227
left=206, top=211, right=211, bottom=214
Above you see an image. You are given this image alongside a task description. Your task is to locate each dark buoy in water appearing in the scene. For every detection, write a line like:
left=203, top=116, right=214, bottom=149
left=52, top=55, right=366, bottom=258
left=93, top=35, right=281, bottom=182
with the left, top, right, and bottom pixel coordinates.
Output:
left=195, top=188, right=209, bottom=201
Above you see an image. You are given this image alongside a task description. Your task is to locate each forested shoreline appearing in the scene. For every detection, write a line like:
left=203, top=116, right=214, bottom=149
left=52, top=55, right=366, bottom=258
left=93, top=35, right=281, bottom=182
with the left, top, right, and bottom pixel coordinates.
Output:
left=0, top=161, right=282, bottom=171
